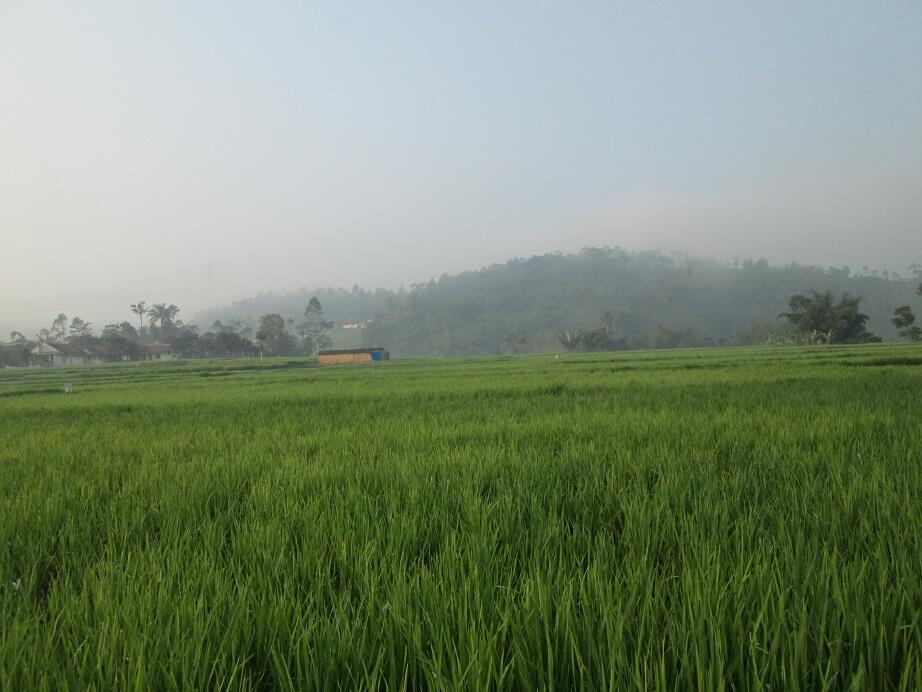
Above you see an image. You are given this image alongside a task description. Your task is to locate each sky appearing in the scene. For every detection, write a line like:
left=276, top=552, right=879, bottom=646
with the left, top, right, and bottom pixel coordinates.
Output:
left=2, top=1, right=921, bottom=334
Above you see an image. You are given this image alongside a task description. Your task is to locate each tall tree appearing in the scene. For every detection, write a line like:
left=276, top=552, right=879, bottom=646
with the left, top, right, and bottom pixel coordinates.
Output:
left=103, top=321, right=139, bottom=339
left=255, top=313, right=298, bottom=356
left=892, top=306, right=921, bottom=342
left=130, top=301, right=147, bottom=330
left=98, top=331, right=139, bottom=360
left=780, top=291, right=879, bottom=344
left=298, top=297, right=334, bottom=356
left=148, top=304, right=181, bottom=337
left=165, top=305, right=180, bottom=329
left=231, top=320, right=254, bottom=340
left=51, top=313, right=68, bottom=340
left=147, top=303, right=169, bottom=333
left=68, top=317, right=93, bottom=340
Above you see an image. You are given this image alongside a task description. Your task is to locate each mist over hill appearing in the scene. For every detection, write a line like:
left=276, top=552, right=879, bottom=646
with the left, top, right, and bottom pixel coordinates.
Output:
left=194, top=248, right=921, bottom=356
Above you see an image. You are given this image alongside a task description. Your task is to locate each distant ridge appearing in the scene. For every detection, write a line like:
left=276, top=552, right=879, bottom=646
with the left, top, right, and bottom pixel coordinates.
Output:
left=194, top=248, right=920, bottom=356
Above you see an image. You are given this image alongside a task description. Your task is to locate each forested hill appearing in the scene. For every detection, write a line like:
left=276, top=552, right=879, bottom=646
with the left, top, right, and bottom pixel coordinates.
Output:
left=194, top=248, right=920, bottom=356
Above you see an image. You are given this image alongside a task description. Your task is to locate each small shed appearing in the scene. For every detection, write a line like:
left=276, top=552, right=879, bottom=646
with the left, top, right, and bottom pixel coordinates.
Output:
left=317, top=347, right=389, bottom=365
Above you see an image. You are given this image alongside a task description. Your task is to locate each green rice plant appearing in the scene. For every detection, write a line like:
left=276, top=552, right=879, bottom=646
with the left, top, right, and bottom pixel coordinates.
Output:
left=1, top=344, right=921, bottom=689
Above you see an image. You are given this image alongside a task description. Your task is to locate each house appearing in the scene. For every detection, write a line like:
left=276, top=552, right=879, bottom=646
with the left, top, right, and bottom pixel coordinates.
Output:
left=317, top=347, right=389, bottom=364
left=141, top=343, right=178, bottom=361
left=28, top=340, right=156, bottom=366
left=29, top=342, right=89, bottom=367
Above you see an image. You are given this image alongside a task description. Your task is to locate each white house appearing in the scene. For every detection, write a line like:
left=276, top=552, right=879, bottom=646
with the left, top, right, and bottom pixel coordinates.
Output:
left=29, top=342, right=87, bottom=367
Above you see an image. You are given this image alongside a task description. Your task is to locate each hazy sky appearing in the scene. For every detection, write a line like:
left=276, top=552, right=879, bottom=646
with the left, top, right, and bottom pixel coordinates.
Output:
left=2, top=2, right=921, bottom=332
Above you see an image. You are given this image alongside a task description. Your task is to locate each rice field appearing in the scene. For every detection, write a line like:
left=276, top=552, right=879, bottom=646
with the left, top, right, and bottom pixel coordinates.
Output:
left=1, top=345, right=921, bottom=690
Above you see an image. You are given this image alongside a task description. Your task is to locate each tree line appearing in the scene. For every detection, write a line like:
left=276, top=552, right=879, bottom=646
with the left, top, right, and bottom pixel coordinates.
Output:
left=0, top=298, right=335, bottom=366
left=556, top=283, right=922, bottom=352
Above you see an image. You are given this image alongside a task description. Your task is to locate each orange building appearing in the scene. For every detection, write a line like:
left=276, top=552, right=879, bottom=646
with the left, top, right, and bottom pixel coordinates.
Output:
left=317, top=347, right=390, bottom=365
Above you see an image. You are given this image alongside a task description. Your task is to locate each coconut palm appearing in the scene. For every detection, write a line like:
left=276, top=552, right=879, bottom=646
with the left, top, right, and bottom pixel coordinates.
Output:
left=147, top=303, right=169, bottom=332
left=130, top=301, right=147, bottom=330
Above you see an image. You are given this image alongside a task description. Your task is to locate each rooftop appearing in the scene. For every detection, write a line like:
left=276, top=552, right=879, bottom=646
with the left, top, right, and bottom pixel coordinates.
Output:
left=318, top=348, right=386, bottom=356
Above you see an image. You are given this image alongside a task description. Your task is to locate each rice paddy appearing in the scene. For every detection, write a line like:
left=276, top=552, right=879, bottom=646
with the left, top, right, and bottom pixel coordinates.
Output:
left=1, top=345, right=921, bottom=690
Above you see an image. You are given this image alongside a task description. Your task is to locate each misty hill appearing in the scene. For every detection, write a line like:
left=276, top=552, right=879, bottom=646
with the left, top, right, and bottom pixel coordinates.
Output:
left=194, top=248, right=920, bottom=356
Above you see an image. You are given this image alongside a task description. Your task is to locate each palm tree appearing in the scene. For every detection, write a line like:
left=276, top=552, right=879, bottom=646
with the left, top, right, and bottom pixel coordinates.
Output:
left=555, top=330, right=581, bottom=352
left=130, top=301, right=147, bottom=330
left=147, top=303, right=169, bottom=332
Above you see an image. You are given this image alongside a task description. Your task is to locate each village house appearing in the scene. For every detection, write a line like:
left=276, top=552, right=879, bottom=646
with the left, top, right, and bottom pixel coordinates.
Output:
left=29, top=342, right=92, bottom=367
left=25, top=340, right=177, bottom=367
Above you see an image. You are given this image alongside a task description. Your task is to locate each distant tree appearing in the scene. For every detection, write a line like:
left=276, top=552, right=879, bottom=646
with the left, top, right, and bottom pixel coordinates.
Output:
left=196, top=330, right=256, bottom=358
left=98, top=331, right=139, bottom=360
left=555, top=312, right=626, bottom=353
left=0, top=341, right=31, bottom=367
left=103, top=321, right=139, bottom=339
left=170, top=330, right=199, bottom=357
left=556, top=330, right=581, bottom=352
left=51, top=313, right=68, bottom=340
left=147, top=303, right=169, bottom=333
left=892, top=306, right=921, bottom=342
left=68, top=317, right=93, bottom=340
left=256, top=313, right=298, bottom=356
left=165, top=304, right=180, bottom=333
left=298, top=297, right=334, bottom=356
left=9, top=331, right=27, bottom=344
left=221, top=319, right=253, bottom=340
left=918, top=281, right=922, bottom=296
left=130, top=301, right=147, bottom=330
left=144, top=303, right=180, bottom=337
left=601, top=310, right=616, bottom=333
left=781, top=291, right=880, bottom=344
